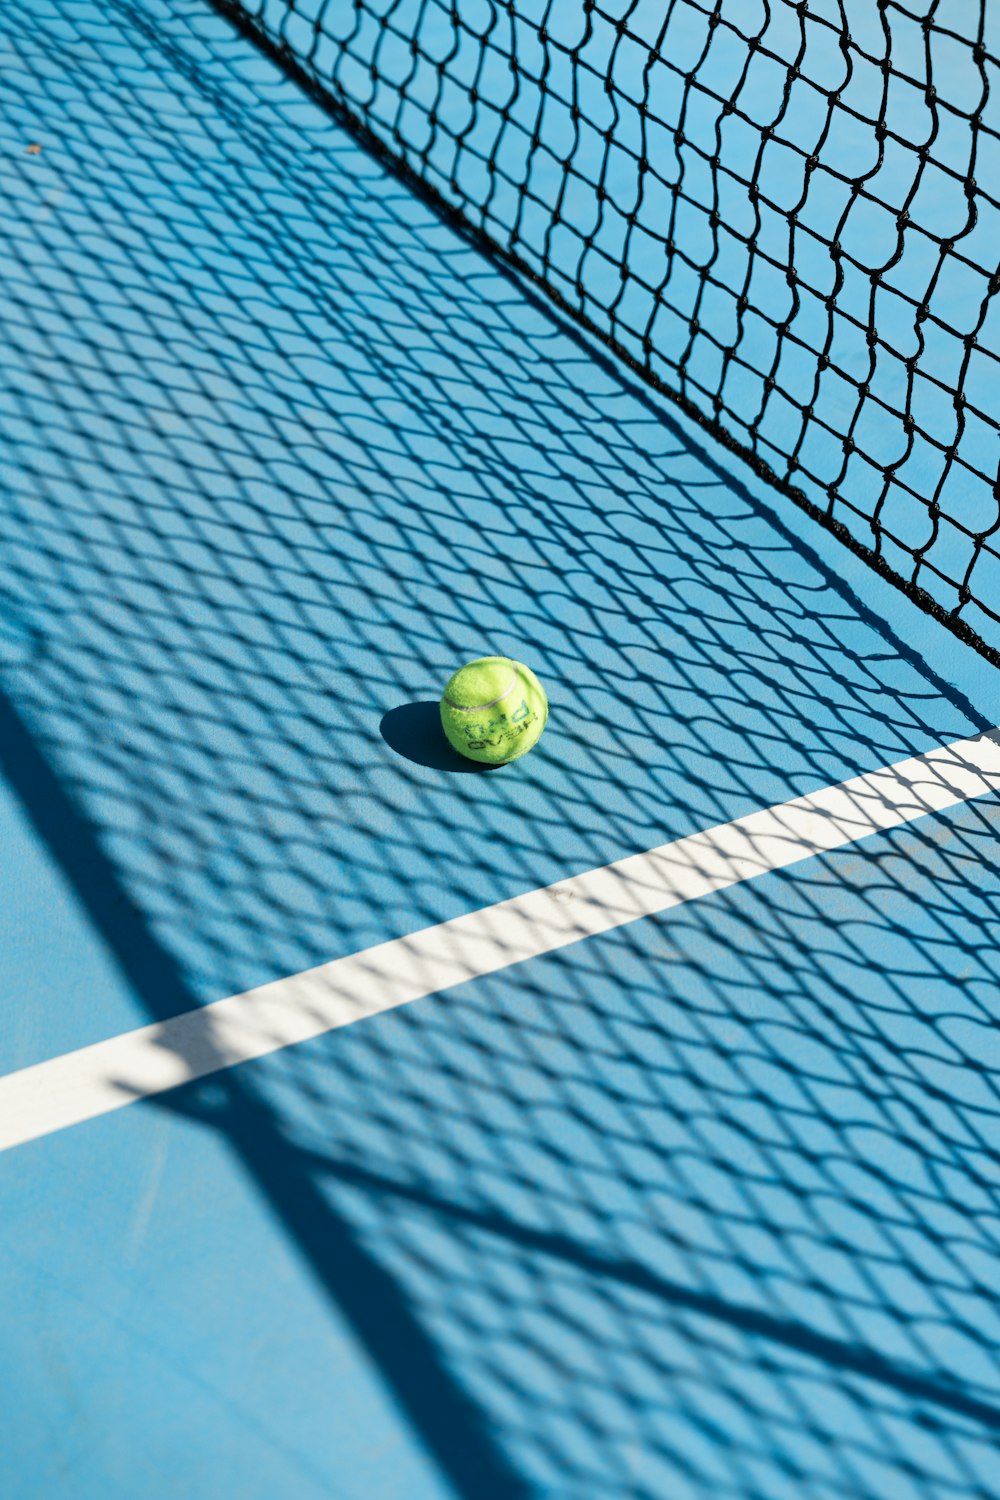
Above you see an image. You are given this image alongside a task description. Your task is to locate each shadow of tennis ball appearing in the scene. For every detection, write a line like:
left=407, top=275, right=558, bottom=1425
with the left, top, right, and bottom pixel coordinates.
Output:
left=380, top=701, right=499, bottom=772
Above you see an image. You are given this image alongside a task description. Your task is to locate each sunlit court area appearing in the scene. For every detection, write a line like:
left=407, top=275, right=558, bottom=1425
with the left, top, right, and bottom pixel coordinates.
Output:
left=1, top=2, right=999, bottom=1497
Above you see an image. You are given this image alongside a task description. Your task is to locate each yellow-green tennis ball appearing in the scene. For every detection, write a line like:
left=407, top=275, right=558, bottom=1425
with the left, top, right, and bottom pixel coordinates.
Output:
left=440, top=656, right=548, bottom=765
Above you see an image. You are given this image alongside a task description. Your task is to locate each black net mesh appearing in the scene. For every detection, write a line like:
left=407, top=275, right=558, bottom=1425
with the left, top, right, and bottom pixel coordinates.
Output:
left=2, top=3, right=1000, bottom=1496
left=214, top=0, right=1000, bottom=665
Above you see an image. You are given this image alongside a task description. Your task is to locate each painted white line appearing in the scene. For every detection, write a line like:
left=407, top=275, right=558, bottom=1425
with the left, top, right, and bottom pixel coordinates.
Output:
left=1, top=728, right=999, bottom=1154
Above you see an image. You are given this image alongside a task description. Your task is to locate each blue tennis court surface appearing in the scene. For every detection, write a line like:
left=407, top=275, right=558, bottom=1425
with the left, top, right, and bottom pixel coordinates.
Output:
left=1, top=3, right=999, bottom=1497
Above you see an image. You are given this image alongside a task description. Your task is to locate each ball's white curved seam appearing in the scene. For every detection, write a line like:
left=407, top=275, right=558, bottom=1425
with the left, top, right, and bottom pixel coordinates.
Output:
left=1, top=728, right=998, bottom=1154
left=443, top=659, right=517, bottom=712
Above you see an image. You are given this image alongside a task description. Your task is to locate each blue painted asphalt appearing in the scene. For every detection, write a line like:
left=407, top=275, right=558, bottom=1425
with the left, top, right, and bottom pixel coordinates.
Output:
left=0, top=3, right=998, bottom=1498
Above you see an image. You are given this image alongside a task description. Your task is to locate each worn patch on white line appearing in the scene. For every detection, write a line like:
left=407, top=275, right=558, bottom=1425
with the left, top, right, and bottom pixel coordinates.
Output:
left=1, top=729, right=998, bottom=1154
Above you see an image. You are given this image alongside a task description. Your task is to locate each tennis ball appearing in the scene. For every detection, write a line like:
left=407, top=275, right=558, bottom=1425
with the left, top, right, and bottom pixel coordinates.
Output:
left=440, top=656, right=548, bottom=765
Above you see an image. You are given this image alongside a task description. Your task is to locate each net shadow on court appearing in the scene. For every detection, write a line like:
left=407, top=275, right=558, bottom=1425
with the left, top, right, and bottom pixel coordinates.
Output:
left=214, top=0, right=1000, bottom=666
left=1, top=4, right=999, bottom=1497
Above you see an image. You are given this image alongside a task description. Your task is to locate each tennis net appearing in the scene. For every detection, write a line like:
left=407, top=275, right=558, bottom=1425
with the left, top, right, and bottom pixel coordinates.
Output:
left=216, top=0, right=1000, bottom=664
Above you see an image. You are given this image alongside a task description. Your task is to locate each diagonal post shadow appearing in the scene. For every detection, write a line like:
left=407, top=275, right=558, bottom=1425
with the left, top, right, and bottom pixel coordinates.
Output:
left=3, top=4, right=999, bottom=1493
left=0, top=688, right=533, bottom=1500
left=3, top=682, right=1000, bottom=1459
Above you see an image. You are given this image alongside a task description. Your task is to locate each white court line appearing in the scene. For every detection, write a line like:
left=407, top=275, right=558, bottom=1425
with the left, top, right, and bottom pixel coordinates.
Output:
left=1, top=728, right=999, bottom=1154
